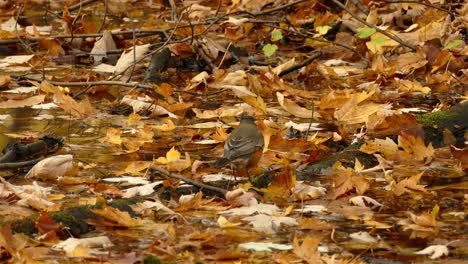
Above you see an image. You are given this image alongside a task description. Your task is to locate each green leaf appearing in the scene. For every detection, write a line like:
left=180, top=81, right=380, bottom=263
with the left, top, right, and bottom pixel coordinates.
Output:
left=263, top=44, right=278, bottom=57
left=370, top=36, right=387, bottom=46
left=357, top=27, right=376, bottom=39
left=271, top=29, right=283, bottom=41
left=443, top=39, right=463, bottom=50
left=316, top=25, right=332, bottom=35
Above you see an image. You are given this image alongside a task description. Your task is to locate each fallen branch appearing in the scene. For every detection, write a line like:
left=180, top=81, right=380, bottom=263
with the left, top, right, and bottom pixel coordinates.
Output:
left=279, top=49, right=323, bottom=77
left=381, top=0, right=457, bottom=17
left=55, top=0, right=100, bottom=16
left=329, top=0, right=416, bottom=51
left=12, top=75, right=227, bottom=97
left=149, top=165, right=228, bottom=196
left=0, top=159, right=41, bottom=170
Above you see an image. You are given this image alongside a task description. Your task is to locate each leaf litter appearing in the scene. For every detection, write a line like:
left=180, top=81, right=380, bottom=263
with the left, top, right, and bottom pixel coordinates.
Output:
left=0, top=0, right=466, bottom=263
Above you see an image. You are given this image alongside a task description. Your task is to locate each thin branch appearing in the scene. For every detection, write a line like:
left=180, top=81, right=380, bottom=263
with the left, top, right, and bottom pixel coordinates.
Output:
left=0, top=159, right=41, bottom=169
left=96, top=0, right=108, bottom=33
left=381, top=0, right=457, bottom=17
left=278, top=49, right=323, bottom=77
left=55, top=0, right=98, bottom=16
left=329, top=0, right=416, bottom=51
left=13, top=75, right=227, bottom=97
left=150, top=165, right=228, bottom=196
left=254, top=0, right=308, bottom=16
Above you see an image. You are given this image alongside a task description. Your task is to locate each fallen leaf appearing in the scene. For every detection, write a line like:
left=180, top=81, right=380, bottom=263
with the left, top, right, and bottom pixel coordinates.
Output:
left=277, top=92, right=313, bottom=118
left=293, top=236, right=322, bottom=263
left=415, top=245, right=449, bottom=259
left=25, top=155, right=74, bottom=180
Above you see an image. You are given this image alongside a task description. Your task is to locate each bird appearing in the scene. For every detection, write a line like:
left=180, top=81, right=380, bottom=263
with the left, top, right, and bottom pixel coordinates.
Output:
left=212, top=115, right=264, bottom=178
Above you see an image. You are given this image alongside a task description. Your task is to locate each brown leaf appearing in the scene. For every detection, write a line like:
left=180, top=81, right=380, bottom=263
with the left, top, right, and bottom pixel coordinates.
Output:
left=328, top=162, right=370, bottom=200
left=36, top=211, right=61, bottom=234
left=263, top=161, right=296, bottom=202
left=409, top=212, right=436, bottom=227
left=0, top=94, right=45, bottom=108
left=91, top=204, right=142, bottom=227
left=293, top=235, right=322, bottom=264
left=450, top=145, right=468, bottom=168
left=391, top=172, right=427, bottom=196
left=0, top=74, right=10, bottom=88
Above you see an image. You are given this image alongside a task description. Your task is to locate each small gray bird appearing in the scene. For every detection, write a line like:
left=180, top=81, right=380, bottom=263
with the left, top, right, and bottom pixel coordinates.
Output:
left=213, top=115, right=264, bottom=176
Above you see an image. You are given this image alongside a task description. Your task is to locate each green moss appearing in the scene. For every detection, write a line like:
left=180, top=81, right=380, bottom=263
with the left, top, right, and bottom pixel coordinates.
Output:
left=415, top=104, right=468, bottom=147
left=11, top=217, right=38, bottom=235
left=108, top=197, right=141, bottom=217
left=49, top=211, right=89, bottom=235
left=142, top=255, right=177, bottom=264
left=415, top=110, right=456, bottom=128
left=63, top=205, right=96, bottom=220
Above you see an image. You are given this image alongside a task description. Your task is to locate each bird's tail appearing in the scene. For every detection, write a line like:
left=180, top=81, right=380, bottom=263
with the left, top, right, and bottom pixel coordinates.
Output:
left=211, top=158, right=229, bottom=168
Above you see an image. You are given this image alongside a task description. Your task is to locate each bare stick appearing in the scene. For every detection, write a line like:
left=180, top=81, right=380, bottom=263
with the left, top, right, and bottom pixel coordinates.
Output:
left=0, top=159, right=41, bottom=169
left=278, top=50, right=323, bottom=77
left=13, top=75, right=227, bottom=97
left=329, top=0, right=416, bottom=51
left=381, top=0, right=457, bottom=17
left=55, top=0, right=98, bottom=16
left=96, top=0, right=108, bottom=33
left=150, top=165, right=228, bottom=196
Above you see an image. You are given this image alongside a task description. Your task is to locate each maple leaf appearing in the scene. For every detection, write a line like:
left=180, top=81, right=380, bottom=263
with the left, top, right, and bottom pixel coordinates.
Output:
left=263, top=160, right=296, bottom=202
left=360, top=133, right=434, bottom=164
left=328, top=162, right=370, bottom=200
left=0, top=225, right=29, bottom=262
left=91, top=204, right=142, bottom=227
left=391, top=172, right=427, bottom=196
left=212, top=126, right=229, bottom=142
left=277, top=92, right=314, bottom=118
left=293, top=236, right=322, bottom=264
left=100, top=127, right=122, bottom=145
left=154, top=147, right=191, bottom=172
left=398, top=132, right=434, bottom=163
left=176, top=192, right=230, bottom=212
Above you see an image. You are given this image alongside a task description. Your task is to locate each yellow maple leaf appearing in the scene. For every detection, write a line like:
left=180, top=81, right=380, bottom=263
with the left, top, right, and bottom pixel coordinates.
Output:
left=100, top=127, right=122, bottom=145
left=391, top=172, right=427, bottom=196
left=212, top=127, right=229, bottom=142
left=398, top=133, right=434, bottom=163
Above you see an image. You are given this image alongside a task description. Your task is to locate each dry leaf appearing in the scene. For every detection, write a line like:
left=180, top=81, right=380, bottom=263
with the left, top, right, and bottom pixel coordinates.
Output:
left=277, top=92, right=313, bottom=118
left=293, top=236, right=322, bottom=264
left=25, top=155, right=74, bottom=180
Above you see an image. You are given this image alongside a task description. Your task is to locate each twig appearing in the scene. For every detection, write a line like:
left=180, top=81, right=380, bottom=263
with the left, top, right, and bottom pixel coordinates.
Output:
left=55, top=0, right=98, bottom=16
left=0, top=29, right=172, bottom=45
left=381, top=0, right=457, bottom=17
left=278, top=49, right=323, bottom=77
left=254, top=0, right=308, bottom=16
left=329, top=0, right=416, bottom=51
left=14, top=4, right=33, bottom=53
left=96, top=0, right=108, bottom=33
left=258, top=22, right=364, bottom=60
left=12, top=75, right=227, bottom=97
left=126, top=19, right=137, bottom=82
left=350, top=0, right=369, bottom=15
left=304, top=101, right=315, bottom=139
left=150, top=165, right=228, bottom=196
left=0, top=159, right=41, bottom=169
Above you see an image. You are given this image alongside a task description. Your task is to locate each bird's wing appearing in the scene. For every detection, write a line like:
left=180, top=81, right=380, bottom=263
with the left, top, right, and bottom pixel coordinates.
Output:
left=224, top=133, right=258, bottom=159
